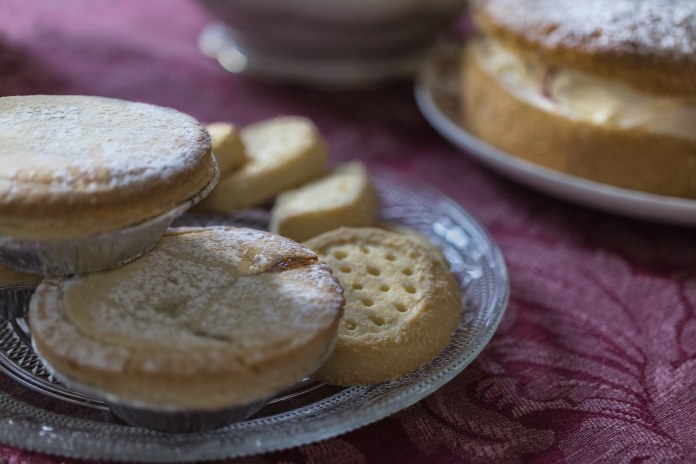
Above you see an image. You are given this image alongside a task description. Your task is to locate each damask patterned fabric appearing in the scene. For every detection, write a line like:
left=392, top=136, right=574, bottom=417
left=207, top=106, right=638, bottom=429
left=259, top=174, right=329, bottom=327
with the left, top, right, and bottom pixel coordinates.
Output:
left=0, top=1, right=694, bottom=462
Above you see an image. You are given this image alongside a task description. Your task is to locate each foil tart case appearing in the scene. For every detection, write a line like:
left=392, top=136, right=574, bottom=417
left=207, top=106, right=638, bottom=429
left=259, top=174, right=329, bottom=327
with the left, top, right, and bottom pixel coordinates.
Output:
left=30, top=336, right=335, bottom=434
left=0, top=162, right=220, bottom=276
left=105, top=400, right=268, bottom=434
left=0, top=286, right=34, bottom=321
left=30, top=341, right=268, bottom=433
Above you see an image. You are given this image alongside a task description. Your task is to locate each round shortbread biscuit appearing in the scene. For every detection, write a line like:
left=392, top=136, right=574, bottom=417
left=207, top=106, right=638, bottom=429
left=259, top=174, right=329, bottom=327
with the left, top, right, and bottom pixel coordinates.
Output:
left=0, top=95, right=216, bottom=240
left=378, top=222, right=448, bottom=268
left=28, top=226, right=344, bottom=409
left=305, top=227, right=461, bottom=386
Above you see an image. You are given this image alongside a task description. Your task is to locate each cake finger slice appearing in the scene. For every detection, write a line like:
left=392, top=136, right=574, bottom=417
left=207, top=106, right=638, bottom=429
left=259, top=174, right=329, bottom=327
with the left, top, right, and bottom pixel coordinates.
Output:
left=270, top=161, right=380, bottom=242
left=206, top=122, right=248, bottom=176
left=197, top=116, right=327, bottom=212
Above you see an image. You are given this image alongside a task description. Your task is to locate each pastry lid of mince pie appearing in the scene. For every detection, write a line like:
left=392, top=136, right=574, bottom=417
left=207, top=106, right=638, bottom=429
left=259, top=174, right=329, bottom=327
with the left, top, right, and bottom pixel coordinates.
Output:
left=28, top=227, right=344, bottom=431
left=0, top=95, right=217, bottom=241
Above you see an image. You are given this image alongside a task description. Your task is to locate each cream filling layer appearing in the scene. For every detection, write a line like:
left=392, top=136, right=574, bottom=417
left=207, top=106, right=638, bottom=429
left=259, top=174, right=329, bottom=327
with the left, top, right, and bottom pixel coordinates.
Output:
left=473, top=38, right=696, bottom=142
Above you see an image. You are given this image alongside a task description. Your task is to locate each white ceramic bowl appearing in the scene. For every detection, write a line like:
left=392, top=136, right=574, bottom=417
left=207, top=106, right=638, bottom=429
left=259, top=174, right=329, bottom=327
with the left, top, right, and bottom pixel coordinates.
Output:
left=199, top=0, right=467, bottom=88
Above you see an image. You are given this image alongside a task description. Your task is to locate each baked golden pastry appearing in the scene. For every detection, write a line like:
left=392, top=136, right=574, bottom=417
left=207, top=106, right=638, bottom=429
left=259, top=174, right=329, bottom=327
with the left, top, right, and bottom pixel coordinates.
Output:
left=197, top=116, right=327, bottom=212
left=378, top=222, right=447, bottom=267
left=462, top=0, right=696, bottom=197
left=29, top=227, right=344, bottom=410
left=305, top=227, right=460, bottom=386
left=270, top=161, right=380, bottom=242
left=0, top=95, right=216, bottom=240
left=206, top=122, right=248, bottom=176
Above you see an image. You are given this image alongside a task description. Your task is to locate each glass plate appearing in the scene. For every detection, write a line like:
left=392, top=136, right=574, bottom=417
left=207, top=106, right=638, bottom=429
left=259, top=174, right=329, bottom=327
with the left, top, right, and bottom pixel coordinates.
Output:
left=414, top=38, right=696, bottom=225
left=0, top=172, right=508, bottom=462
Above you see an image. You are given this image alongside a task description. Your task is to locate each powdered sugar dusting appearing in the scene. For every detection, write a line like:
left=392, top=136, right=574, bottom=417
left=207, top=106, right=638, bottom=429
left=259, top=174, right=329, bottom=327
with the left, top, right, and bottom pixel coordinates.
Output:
left=29, top=281, right=131, bottom=372
left=481, top=0, right=696, bottom=62
left=0, top=95, right=209, bottom=199
left=31, top=227, right=343, bottom=373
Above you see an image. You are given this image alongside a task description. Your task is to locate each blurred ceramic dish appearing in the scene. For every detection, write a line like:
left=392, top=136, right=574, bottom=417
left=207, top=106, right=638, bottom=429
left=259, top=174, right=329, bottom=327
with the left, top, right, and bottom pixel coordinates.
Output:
left=0, top=171, right=508, bottom=461
left=198, top=0, right=466, bottom=88
left=415, top=39, right=696, bottom=225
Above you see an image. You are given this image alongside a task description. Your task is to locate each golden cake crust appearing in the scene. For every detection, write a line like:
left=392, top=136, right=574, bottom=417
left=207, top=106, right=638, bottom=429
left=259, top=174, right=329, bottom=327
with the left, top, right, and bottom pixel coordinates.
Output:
left=461, top=48, right=696, bottom=198
left=28, top=227, right=344, bottom=409
left=471, top=0, right=696, bottom=96
left=0, top=95, right=216, bottom=240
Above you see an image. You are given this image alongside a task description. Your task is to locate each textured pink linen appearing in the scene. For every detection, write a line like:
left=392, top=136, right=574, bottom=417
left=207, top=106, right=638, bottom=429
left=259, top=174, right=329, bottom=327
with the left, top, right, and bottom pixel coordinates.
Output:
left=0, top=1, right=695, bottom=462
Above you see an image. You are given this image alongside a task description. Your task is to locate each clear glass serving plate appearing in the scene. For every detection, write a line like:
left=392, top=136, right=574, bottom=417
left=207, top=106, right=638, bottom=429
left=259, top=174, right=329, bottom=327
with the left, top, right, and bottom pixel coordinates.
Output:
left=0, top=171, right=508, bottom=462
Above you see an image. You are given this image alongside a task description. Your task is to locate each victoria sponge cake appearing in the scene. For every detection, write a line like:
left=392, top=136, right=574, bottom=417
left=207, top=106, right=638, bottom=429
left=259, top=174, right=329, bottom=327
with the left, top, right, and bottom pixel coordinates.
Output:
left=462, top=0, right=696, bottom=197
left=0, top=95, right=216, bottom=240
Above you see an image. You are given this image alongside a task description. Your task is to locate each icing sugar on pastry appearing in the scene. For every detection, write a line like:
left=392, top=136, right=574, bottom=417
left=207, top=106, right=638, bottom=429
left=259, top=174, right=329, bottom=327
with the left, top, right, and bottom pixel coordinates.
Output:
left=0, top=95, right=215, bottom=240
left=47, top=228, right=340, bottom=360
left=29, top=227, right=344, bottom=408
left=0, top=95, right=207, bottom=198
left=480, top=0, right=696, bottom=60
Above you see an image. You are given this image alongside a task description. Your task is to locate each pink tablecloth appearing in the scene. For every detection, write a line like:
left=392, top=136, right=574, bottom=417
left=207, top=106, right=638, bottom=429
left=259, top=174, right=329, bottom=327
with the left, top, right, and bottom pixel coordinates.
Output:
left=1, top=1, right=695, bottom=462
